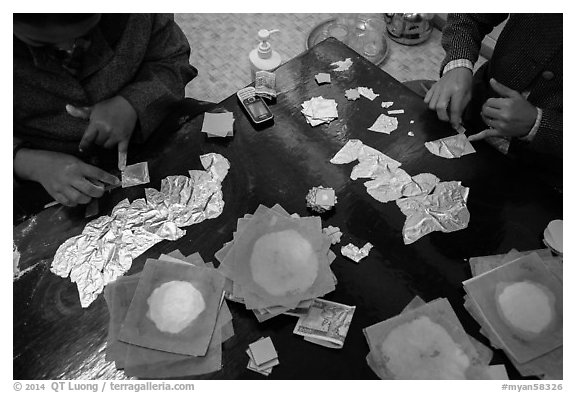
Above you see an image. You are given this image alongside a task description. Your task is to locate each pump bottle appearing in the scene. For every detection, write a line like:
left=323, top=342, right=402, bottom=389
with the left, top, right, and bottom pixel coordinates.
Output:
left=249, top=29, right=281, bottom=80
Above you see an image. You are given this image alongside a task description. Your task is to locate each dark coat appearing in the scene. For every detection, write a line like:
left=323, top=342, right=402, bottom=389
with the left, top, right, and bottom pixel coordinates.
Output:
left=441, top=14, right=562, bottom=167
left=14, top=14, right=198, bottom=156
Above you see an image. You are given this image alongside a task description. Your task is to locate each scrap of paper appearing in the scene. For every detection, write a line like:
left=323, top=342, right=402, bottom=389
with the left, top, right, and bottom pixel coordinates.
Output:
left=315, top=73, right=331, bottom=85
left=381, top=101, right=394, bottom=108
left=331, top=57, right=353, bottom=71
left=51, top=153, right=230, bottom=308
left=255, top=70, right=277, bottom=100
left=201, top=112, right=234, bottom=138
left=341, top=242, right=373, bottom=263
left=345, top=88, right=361, bottom=101
left=301, top=96, right=338, bottom=126
left=122, top=162, right=150, bottom=188
left=425, top=133, right=476, bottom=159
left=456, top=124, right=467, bottom=134
left=322, top=226, right=342, bottom=245
left=357, top=87, right=379, bottom=101
left=293, top=298, right=355, bottom=349
left=387, top=109, right=404, bottom=115
left=368, top=114, right=399, bottom=134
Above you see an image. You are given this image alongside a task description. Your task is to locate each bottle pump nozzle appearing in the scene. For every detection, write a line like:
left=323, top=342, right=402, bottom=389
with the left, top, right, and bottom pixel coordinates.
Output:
left=257, top=29, right=279, bottom=59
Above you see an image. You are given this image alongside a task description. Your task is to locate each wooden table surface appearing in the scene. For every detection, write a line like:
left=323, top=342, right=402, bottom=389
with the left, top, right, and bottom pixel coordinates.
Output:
left=13, top=38, right=562, bottom=380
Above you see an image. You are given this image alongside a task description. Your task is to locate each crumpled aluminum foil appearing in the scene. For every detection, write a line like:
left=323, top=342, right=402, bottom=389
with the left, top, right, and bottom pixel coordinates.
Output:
left=424, top=134, right=476, bottom=159
left=330, top=139, right=401, bottom=169
left=51, top=153, right=230, bottom=308
left=341, top=242, right=373, bottom=263
left=396, top=181, right=470, bottom=244
left=364, top=166, right=413, bottom=203
left=401, top=173, right=440, bottom=197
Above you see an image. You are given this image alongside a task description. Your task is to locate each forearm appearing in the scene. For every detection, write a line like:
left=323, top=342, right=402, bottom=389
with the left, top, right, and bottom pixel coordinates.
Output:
left=14, top=147, right=41, bottom=183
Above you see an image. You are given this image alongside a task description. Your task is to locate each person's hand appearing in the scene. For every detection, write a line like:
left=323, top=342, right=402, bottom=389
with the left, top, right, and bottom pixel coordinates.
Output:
left=424, top=67, right=473, bottom=129
left=468, top=78, right=538, bottom=141
left=14, top=149, right=120, bottom=207
left=66, top=95, right=137, bottom=155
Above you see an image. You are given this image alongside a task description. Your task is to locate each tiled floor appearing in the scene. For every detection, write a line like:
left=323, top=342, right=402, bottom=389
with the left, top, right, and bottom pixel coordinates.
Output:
left=175, top=13, right=487, bottom=103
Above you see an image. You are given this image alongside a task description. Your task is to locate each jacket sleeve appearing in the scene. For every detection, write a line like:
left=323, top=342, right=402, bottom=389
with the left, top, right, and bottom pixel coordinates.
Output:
left=530, top=108, right=562, bottom=158
left=118, top=14, right=198, bottom=142
left=440, top=14, right=509, bottom=74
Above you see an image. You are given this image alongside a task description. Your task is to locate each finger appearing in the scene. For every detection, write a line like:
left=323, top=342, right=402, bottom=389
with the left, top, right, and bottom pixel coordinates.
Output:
left=468, top=128, right=504, bottom=142
left=65, top=187, right=91, bottom=205
left=117, top=145, right=128, bottom=171
left=79, top=122, right=99, bottom=152
left=73, top=178, right=105, bottom=198
left=449, top=91, right=466, bottom=129
left=480, top=113, right=498, bottom=129
left=484, top=97, right=508, bottom=110
left=65, top=104, right=92, bottom=120
left=53, top=192, right=72, bottom=207
left=490, top=78, right=520, bottom=99
left=81, top=164, right=121, bottom=186
left=436, top=95, right=450, bottom=122
left=103, top=138, right=117, bottom=149
left=423, top=83, right=436, bottom=104
left=481, top=106, right=501, bottom=121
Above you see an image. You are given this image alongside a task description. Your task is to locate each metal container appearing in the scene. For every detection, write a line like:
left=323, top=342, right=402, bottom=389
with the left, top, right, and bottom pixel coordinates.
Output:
left=384, top=13, right=434, bottom=45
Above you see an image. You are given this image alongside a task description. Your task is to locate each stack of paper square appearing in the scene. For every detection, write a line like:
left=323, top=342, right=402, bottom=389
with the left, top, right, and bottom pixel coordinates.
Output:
left=364, top=297, right=495, bottom=379
left=201, top=111, right=234, bottom=137
left=301, top=96, right=338, bottom=126
left=246, top=337, right=279, bottom=376
left=464, top=249, right=563, bottom=379
left=103, top=251, right=233, bottom=378
left=215, top=204, right=337, bottom=322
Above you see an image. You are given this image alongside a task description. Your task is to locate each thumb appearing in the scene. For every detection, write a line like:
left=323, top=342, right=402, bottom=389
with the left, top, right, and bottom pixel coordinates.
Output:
left=467, top=128, right=503, bottom=142
left=490, top=78, right=520, bottom=98
left=66, top=104, right=92, bottom=120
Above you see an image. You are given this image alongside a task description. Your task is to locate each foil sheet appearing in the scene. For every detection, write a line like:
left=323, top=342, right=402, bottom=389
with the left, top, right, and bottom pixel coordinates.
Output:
left=330, top=139, right=401, bottom=169
left=331, top=58, right=353, bottom=72
left=364, top=166, right=413, bottom=203
left=51, top=153, right=230, bottom=308
left=122, top=162, right=150, bottom=188
left=368, top=114, right=398, bottom=134
left=424, top=134, right=476, bottom=159
left=341, top=242, right=373, bottom=263
left=396, top=181, right=470, bottom=244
